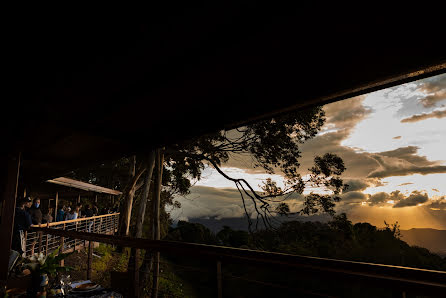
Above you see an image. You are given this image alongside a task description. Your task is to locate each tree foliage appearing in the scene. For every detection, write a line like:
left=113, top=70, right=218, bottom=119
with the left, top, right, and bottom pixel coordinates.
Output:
left=167, top=106, right=346, bottom=230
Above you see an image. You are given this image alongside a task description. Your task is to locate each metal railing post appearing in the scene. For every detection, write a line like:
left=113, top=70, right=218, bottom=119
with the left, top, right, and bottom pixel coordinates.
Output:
left=45, top=223, right=49, bottom=256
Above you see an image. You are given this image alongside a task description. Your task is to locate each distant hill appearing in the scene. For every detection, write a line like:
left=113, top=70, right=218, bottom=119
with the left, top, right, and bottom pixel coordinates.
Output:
left=186, top=217, right=446, bottom=257
left=400, top=228, right=446, bottom=257
left=188, top=213, right=332, bottom=233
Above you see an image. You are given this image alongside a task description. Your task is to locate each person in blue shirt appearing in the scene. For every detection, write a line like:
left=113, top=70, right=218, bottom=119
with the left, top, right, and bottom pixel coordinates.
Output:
left=56, top=205, right=65, bottom=222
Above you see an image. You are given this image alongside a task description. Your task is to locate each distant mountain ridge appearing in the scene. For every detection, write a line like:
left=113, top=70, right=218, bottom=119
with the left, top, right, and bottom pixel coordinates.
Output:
left=187, top=214, right=332, bottom=233
left=186, top=217, right=446, bottom=257
left=400, top=228, right=446, bottom=257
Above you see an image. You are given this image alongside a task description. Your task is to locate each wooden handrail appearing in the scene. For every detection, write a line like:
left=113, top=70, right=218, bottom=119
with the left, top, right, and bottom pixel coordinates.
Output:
left=31, top=213, right=119, bottom=227
left=31, top=227, right=446, bottom=294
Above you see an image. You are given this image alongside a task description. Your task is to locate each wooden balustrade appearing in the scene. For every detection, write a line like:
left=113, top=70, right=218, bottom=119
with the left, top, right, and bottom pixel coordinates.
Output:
left=30, top=226, right=446, bottom=295
left=24, top=213, right=119, bottom=257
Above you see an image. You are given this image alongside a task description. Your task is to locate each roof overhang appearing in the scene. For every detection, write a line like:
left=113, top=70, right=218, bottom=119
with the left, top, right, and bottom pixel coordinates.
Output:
left=3, top=8, right=445, bottom=181
left=46, top=177, right=122, bottom=196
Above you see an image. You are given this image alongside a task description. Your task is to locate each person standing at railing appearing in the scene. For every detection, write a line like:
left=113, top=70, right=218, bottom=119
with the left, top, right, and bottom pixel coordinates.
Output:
left=84, top=205, right=94, bottom=232
left=29, top=198, right=42, bottom=225
left=56, top=205, right=65, bottom=222
left=12, top=197, right=33, bottom=256
left=42, top=207, right=53, bottom=223
left=64, top=207, right=71, bottom=220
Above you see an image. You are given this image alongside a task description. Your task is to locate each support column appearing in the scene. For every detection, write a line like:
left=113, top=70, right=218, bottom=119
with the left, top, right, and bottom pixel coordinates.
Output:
left=0, top=153, right=21, bottom=288
left=54, top=192, right=58, bottom=220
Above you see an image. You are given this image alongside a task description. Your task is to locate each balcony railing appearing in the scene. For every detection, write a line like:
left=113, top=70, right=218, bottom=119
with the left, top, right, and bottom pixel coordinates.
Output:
left=24, top=213, right=119, bottom=257
left=30, top=226, right=446, bottom=297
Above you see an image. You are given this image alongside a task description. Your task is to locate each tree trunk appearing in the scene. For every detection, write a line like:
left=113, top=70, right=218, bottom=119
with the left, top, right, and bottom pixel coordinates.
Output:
left=151, top=149, right=164, bottom=298
left=135, top=151, right=156, bottom=238
left=118, top=156, right=146, bottom=237
left=128, top=151, right=156, bottom=296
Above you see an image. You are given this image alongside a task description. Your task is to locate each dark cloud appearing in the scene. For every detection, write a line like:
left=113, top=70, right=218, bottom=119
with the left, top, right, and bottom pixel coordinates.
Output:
left=341, top=191, right=368, bottom=203
left=378, top=146, right=436, bottom=166
left=393, top=191, right=429, bottom=208
left=367, top=155, right=446, bottom=178
left=343, top=179, right=370, bottom=192
left=393, top=136, right=402, bottom=139
left=323, top=95, right=371, bottom=129
left=426, top=197, right=446, bottom=210
left=369, top=192, right=389, bottom=206
left=367, top=147, right=446, bottom=178
left=398, top=182, right=413, bottom=186
left=368, top=190, right=407, bottom=206
left=432, top=188, right=440, bottom=192
left=418, top=73, right=446, bottom=107
left=401, top=109, right=446, bottom=123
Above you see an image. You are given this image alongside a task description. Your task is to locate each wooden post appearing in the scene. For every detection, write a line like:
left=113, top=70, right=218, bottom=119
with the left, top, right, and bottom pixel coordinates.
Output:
left=45, top=223, right=49, bottom=256
left=0, top=153, right=20, bottom=287
left=217, top=260, right=222, bottom=298
left=95, top=194, right=97, bottom=203
left=60, top=223, right=65, bottom=266
left=60, top=235, right=65, bottom=266
left=74, top=222, right=78, bottom=251
left=54, top=192, right=58, bottom=220
left=87, top=240, right=93, bottom=280
left=78, top=194, right=80, bottom=204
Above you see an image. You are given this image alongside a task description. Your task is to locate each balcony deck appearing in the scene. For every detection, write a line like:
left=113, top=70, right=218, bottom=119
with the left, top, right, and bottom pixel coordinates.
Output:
left=24, top=213, right=119, bottom=257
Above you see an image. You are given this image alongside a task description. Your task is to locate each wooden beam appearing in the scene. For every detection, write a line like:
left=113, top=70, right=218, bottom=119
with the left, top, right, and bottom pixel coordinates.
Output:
left=0, top=153, right=21, bottom=287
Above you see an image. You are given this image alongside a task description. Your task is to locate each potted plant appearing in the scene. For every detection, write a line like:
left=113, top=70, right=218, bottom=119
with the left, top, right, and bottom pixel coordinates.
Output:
left=23, top=246, right=73, bottom=297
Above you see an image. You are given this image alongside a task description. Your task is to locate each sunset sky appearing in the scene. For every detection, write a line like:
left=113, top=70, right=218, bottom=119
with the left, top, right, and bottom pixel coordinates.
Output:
left=171, top=73, right=446, bottom=230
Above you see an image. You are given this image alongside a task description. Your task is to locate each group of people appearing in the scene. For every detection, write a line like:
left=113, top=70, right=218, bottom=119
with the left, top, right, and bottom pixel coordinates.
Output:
left=12, top=197, right=118, bottom=256
left=55, top=203, right=116, bottom=222
left=12, top=197, right=45, bottom=255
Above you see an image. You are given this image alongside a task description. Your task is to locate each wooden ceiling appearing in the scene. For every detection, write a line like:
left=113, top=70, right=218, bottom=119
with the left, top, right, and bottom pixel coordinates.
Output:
left=4, top=6, right=446, bottom=184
